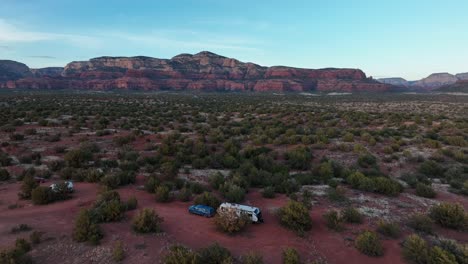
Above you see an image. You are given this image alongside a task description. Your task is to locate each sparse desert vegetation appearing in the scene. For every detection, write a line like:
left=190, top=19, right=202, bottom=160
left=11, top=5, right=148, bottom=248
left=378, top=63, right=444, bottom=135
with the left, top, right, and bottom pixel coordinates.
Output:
left=0, top=91, right=467, bottom=263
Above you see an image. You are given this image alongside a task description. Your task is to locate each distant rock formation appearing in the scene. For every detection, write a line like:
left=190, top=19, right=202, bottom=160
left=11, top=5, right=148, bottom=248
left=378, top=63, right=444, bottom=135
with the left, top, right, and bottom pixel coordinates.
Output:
left=436, top=80, right=468, bottom=93
left=0, top=51, right=395, bottom=92
left=378, top=72, right=468, bottom=90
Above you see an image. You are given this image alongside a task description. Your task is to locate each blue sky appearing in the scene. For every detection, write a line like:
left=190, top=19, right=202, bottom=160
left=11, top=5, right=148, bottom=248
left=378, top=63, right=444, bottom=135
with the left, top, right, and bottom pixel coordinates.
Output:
left=0, top=0, right=467, bottom=80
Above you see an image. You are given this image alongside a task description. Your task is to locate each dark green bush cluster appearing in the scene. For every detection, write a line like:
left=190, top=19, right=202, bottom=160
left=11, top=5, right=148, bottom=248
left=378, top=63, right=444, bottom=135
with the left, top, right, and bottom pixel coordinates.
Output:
left=90, top=191, right=128, bottom=223
left=278, top=200, right=312, bottom=236
left=342, top=207, right=364, bottom=224
left=282, top=247, right=301, bottom=264
left=0, top=238, right=33, bottom=264
left=0, top=168, right=10, bottom=181
left=112, top=241, right=125, bottom=262
left=415, top=183, right=437, bottom=198
left=429, top=202, right=467, bottom=230
left=132, top=208, right=164, bottom=233
left=376, top=220, right=401, bottom=238
left=220, top=182, right=246, bottom=203
left=402, top=234, right=459, bottom=264
left=163, top=243, right=235, bottom=264
left=323, top=210, right=344, bottom=231
left=285, top=146, right=313, bottom=170
left=406, top=213, right=434, bottom=234
left=357, top=153, right=377, bottom=168
left=72, top=209, right=104, bottom=245
left=194, top=192, right=221, bottom=209
left=100, top=171, right=136, bottom=189
left=18, top=175, right=39, bottom=200
left=347, top=172, right=402, bottom=196
left=355, top=231, right=384, bottom=257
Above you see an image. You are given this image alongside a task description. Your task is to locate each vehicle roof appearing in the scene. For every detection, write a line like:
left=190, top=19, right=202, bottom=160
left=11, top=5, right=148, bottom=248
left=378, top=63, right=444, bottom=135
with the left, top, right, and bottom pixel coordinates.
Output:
left=219, top=202, right=261, bottom=213
left=192, top=204, right=214, bottom=210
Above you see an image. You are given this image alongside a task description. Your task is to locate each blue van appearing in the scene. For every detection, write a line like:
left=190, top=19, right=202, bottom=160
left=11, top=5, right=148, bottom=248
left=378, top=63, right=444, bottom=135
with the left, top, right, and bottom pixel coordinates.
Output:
left=188, top=205, right=215, bottom=217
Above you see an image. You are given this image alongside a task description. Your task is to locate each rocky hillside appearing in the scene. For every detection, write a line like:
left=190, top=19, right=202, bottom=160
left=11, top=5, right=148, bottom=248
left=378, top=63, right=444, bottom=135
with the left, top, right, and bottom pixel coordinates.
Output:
left=0, top=51, right=394, bottom=92
left=378, top=72, right=468, bottom=90
left=436, top=80, right=468, bottom=93
left=0, top=60, right=32, bottom=82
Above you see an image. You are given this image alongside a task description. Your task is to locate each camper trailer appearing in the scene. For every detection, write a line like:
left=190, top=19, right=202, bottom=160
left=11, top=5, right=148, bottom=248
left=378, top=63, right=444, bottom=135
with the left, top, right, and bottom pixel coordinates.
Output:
left=218, top=203, right=264, bottom=223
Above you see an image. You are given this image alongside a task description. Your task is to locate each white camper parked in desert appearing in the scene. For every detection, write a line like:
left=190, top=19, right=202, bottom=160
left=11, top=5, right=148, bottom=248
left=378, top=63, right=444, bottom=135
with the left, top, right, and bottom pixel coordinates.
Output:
left=218, top=202, right=264, bottom=223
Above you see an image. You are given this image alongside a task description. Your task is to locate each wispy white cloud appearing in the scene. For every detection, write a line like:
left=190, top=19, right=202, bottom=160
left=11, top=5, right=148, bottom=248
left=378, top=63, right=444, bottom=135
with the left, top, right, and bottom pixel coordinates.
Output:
left=0, top=19, right=101, bottom=48
left=0, top=18, right=261, bottom=53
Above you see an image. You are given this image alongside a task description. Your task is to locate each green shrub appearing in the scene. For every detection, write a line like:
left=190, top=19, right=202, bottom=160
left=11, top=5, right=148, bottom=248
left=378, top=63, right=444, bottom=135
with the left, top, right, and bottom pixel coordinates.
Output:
left=144, top=175, right=159, bottom=193
left=406, top=213, right=434, bottom=234
left=214, top=207, right=249, bottom=234
left=432, top=238, right=468, bottom=264
left=64, top=148, right=92, bottom=168
left=373, top=177, right=403, bottom=196
left=72, top=209, right=103, bottom=245
left=194, top=192, right=221, bottom=208
left=376, top=220, right=401, bottom=238
left=262, top=186, right=276, bottom=198
left=429, top=202, right=468, bottom=230
left=221, top=183, right=246, bottom=203
left=29, top=231, right=42, bottom=245
left=402, top=234, right=429, bottom=264
left=355, top=231, right=384, bottom=257
left=327, top=186, right=348, bottom=203
left=125, top=196, right=138, bottom=210
left=342, top=207, right=363, bottom=224
left=189, top=182, right=205, bottom=195
left=242, top=252, right=264, bottom=264
left=198, top=243, right=233, bottom=264
left=112, top=241, right=125, bottom=262
left=209, top=172, right=225, bottom=190
left=15, top=239, right=31, bottom=253
left=91, top=191, right=125, bottom=223
left=163, top=245, right=198, bottom=264
left=285, top=146, right=312, bottom=170
left=10, top=224, right=32, bottom=234
left=177, top=187, right=192, bottom=202
left=415, top=183, right=437, bottom=198
left=0, top=245, right=33, bottom=264
left=419, top=160, right=443, bottom=178
left=323, top=210, right=344, bottom=231
left=155, top=185, right=171, bottom=202
left=282, top=248, right=301, bottom=264
left=18, top=175, right=39, bottom=200
left=0, top=168, right=10, bottom=181
left=358, top=153, right=377, bottom=168
left=428, top=246, right=457, bottom=264
left=132, top=208, right=164, bottom=234
left=31, top=186, right=54, bottom=205
left=278, top=200, right=312, bottom=236
left=100, top=174, right=120, bottom=189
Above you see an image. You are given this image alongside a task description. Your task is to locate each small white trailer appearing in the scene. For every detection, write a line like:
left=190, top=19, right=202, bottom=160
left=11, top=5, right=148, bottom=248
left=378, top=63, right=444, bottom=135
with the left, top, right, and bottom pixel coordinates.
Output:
left=218, top=202, right=264, bottom=223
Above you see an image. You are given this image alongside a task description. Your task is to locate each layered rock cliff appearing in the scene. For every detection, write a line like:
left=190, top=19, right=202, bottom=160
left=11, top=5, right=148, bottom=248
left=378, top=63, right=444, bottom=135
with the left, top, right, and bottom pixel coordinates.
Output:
left=1, top=51, right=394, bottom=92
left=378, top=72, right=468, bottom=90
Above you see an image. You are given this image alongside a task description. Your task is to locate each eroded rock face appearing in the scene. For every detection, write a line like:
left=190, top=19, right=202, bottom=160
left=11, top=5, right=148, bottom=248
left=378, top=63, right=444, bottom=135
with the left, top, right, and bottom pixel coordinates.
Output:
left=1, top=51, right=395, bottom=92
left=31, top=67, right=64, bottom=78
left=414, top=73, right=459, bottom=89
left=0, top=60, right=32, bottom=82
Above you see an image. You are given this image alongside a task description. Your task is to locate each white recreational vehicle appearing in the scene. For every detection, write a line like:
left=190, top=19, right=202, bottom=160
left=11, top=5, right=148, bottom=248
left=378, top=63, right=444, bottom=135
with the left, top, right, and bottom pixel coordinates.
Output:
left=218, top=202, right=264, bottom=223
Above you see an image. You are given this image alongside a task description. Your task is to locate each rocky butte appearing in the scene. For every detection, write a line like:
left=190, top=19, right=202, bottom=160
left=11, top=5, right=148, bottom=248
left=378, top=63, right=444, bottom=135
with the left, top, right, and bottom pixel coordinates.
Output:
left=0, top=51, right=395, bottom=92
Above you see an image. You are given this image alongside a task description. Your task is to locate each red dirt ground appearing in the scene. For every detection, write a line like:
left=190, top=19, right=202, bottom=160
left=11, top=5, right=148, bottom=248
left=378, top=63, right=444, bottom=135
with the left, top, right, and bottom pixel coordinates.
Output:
left=0, top=179, right=412, bottom=264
